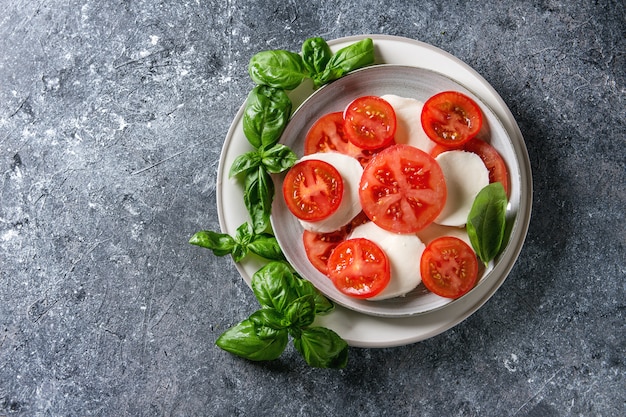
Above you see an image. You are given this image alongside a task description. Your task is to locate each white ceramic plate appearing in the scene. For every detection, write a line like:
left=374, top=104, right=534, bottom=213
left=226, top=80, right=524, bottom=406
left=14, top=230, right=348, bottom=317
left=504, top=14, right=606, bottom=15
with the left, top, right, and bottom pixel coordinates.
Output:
left=217, top=34, right=532, bottom=347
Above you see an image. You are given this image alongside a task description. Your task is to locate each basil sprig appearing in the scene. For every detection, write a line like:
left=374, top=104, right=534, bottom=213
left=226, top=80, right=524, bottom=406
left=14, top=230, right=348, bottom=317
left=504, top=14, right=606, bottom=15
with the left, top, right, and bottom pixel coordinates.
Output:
left=191, top=37, right=376, bottom=368
left=249, top=37, right=374, bottom=90
left=231, top=86, right=297, bottom=234
left=216, top=262, right=347, bottom=368
left=467, top=182, right=509, bottom=266
left=189, top=222, right=284, bottom=263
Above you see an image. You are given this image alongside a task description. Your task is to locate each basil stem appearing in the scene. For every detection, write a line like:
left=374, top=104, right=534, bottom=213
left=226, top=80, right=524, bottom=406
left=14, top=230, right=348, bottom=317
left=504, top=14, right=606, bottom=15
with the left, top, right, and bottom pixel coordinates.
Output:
left=466, top=182, right=508, bottom=266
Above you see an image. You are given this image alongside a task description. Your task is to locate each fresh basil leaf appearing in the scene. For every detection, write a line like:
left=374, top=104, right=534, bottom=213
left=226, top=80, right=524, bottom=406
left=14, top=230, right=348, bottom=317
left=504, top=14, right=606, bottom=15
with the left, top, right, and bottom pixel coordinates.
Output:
left=242, top=86, right=292, bottom=148
left=249, top=309, right=289, bottom=330
left=216, top=318, right=288, bottom=361
left=248, top=50, right=307, bottom=90
left=234, top=222, right=254, bottom=246
left=467, top=182, right=508, bottom=266
left=188, top=230, right=236, bottom=257
left=301, top=37, right=332, bottom=77
left=229, top=150, right=262, bottom=178
left=293, top=327, right=349, bottom=369
left=251, top=261, right=299, bottom=313
left=243, top=166, right=274, bottom=234
left=292, top=275, right=334, bottom=315
left=284, top=295, right=316, bottom=330
left=248, top=234, right=285, bottom=261
left=315, top=38, right=374, bottom=87
left=261, top=143, right=298, bottom=174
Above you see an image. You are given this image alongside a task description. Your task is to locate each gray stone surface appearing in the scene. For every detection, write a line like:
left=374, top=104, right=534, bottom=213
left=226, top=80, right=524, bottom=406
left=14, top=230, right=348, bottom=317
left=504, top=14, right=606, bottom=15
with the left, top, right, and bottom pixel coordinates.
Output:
left=0, top=0, right=624, bottom=416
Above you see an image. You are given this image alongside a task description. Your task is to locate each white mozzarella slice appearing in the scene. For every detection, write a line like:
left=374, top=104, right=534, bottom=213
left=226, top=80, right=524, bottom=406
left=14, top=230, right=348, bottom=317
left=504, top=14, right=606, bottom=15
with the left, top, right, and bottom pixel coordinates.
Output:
left=298, top=152, right=363, bottom=233
left=434, top=150, right=489, bottom=227
left=417, top=222, right=471, bottom=247
left=380, top=94, right=436, bottom=153
left=349, top=221, right=425, bottom=300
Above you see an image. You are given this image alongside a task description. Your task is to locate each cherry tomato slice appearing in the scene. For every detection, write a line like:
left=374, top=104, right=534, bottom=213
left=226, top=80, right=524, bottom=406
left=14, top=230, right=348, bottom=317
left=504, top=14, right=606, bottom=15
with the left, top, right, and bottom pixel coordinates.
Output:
left=421, top=91, right=483, bottom=148
left=282, top=159, right=343, bottom=221
left=463, top=138, right=509, bottom=196
left=302, top=212, right=370, bottom=274
left=303, top=112, right=379, bottom=167
left=344, top=96, right=397, bottom=150
left=359, top=144, right=447, bottom=234
left=420, top=236, right=479, bottom=299
left=327, top=238, right=390, bottom=299
left=430, top=138, right=509, bottom=196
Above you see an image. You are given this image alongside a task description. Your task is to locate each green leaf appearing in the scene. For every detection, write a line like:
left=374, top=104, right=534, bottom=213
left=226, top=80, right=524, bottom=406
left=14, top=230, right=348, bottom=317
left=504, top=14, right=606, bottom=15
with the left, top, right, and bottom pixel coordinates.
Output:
left=292, top=274, right=334, bottom=315
left=248, top=50, right=307, bottom=90
left=242, top=86, right=292, bottom=148
left=467, top=182, right=508, bottom=266
left=247, top=234, right=285, bottom=261
left=284, top=295, right=316, bottom=330
left=293, top=327, right=349, bottom=369
left=229, top=150, right=262, bottom=178
left=261, top=143, right=298, bottom=174
left=249, top=309, right=289, bottom=330
left=301, top=37, right=332, bottom=77
left=188, top=230, right=236, bottom=257
left=243, top=166, right=274, bottom=234
left=315, top=38, right=375, bottom=87
left=216, top=318, right=288, bottom=361
left=251, top=261, right=299, bottom=313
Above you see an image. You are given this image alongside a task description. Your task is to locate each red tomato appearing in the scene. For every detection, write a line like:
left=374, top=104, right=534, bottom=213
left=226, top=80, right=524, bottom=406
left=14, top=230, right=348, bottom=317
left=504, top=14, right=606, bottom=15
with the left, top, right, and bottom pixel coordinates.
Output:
left=302, top=212, right=370, bottom=275
left=421, top=91, right=483, bottom=148
left=463, top=138, right=509, bottom=196
left=420, top=236, right=479, bottom=299
left=359, top=144, right=447, bottom=234
left=303, top=229, right=348, bottom=274
left=282, top=159, right=343, bottom=221
left=327, top=238, right=390, bottom=298
left=303, top=112, right=379, bottom=167
left=344, top=96, right=397, bottom=150
left=430, top=138, right=509, bottom=196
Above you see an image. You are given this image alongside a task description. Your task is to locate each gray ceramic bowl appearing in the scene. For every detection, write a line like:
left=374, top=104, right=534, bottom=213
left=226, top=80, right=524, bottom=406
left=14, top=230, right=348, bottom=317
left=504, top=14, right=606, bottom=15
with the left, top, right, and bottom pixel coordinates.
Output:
left=271, top=64, right=529, bottom=317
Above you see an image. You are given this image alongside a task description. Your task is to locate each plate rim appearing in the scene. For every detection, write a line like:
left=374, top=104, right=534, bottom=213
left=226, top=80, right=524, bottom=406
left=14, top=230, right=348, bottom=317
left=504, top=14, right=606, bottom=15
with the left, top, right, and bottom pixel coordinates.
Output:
left=216, top=34, right=533, bottom=347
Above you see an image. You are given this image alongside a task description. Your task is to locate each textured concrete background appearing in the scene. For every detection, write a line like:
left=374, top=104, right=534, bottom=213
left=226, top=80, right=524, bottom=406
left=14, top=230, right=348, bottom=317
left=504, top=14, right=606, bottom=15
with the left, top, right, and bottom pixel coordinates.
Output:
left=0, top=0, right=624, bottom=416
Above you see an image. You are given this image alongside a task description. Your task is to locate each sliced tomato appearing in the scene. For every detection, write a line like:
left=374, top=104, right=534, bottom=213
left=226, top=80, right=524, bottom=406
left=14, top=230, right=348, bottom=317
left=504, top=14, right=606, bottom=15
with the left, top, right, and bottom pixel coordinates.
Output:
left=327, top=238, right=390, bottom=298
left=463, top=138, right=509, bottom=196
left=420, top=236, right=479, bottom=299
left=302, top=212, right=370, bottom=274
left=421, top=91, right=483, bottom=148
left=359, top=144, right=447, bottom=234
left=303, top=112, right=379, bottom=167
left=430, top=138, right=509, bottom=196
left=303, top=229, right=348, bottom=274
left=282, top=159, right=343, bottom=221
left=344, top=96, right=396, bottom=150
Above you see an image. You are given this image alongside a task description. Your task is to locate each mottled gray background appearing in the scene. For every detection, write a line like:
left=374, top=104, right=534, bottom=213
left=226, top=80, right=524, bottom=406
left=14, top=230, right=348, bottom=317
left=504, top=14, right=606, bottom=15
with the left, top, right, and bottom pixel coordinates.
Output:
left=0, top=0, right=624, bottom=416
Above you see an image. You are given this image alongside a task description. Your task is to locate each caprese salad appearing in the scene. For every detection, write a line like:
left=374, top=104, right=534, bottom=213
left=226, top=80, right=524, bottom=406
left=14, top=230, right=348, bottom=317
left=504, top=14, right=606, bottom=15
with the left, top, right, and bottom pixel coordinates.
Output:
left=281, top=91, right=509, bottom=302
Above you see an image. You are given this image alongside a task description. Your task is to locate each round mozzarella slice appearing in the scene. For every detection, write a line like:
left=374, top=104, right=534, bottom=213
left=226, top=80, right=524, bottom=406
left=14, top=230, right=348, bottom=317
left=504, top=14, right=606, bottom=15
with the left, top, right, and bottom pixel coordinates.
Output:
left=417, top=222, right=471, bottom=247
left=298, top=152, right=363, bottom=233
left=434, top=150, right=489, bottom=227
left=380, top=94, right=436, bottom=153
left=349, top=221, right=425, bottom=300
